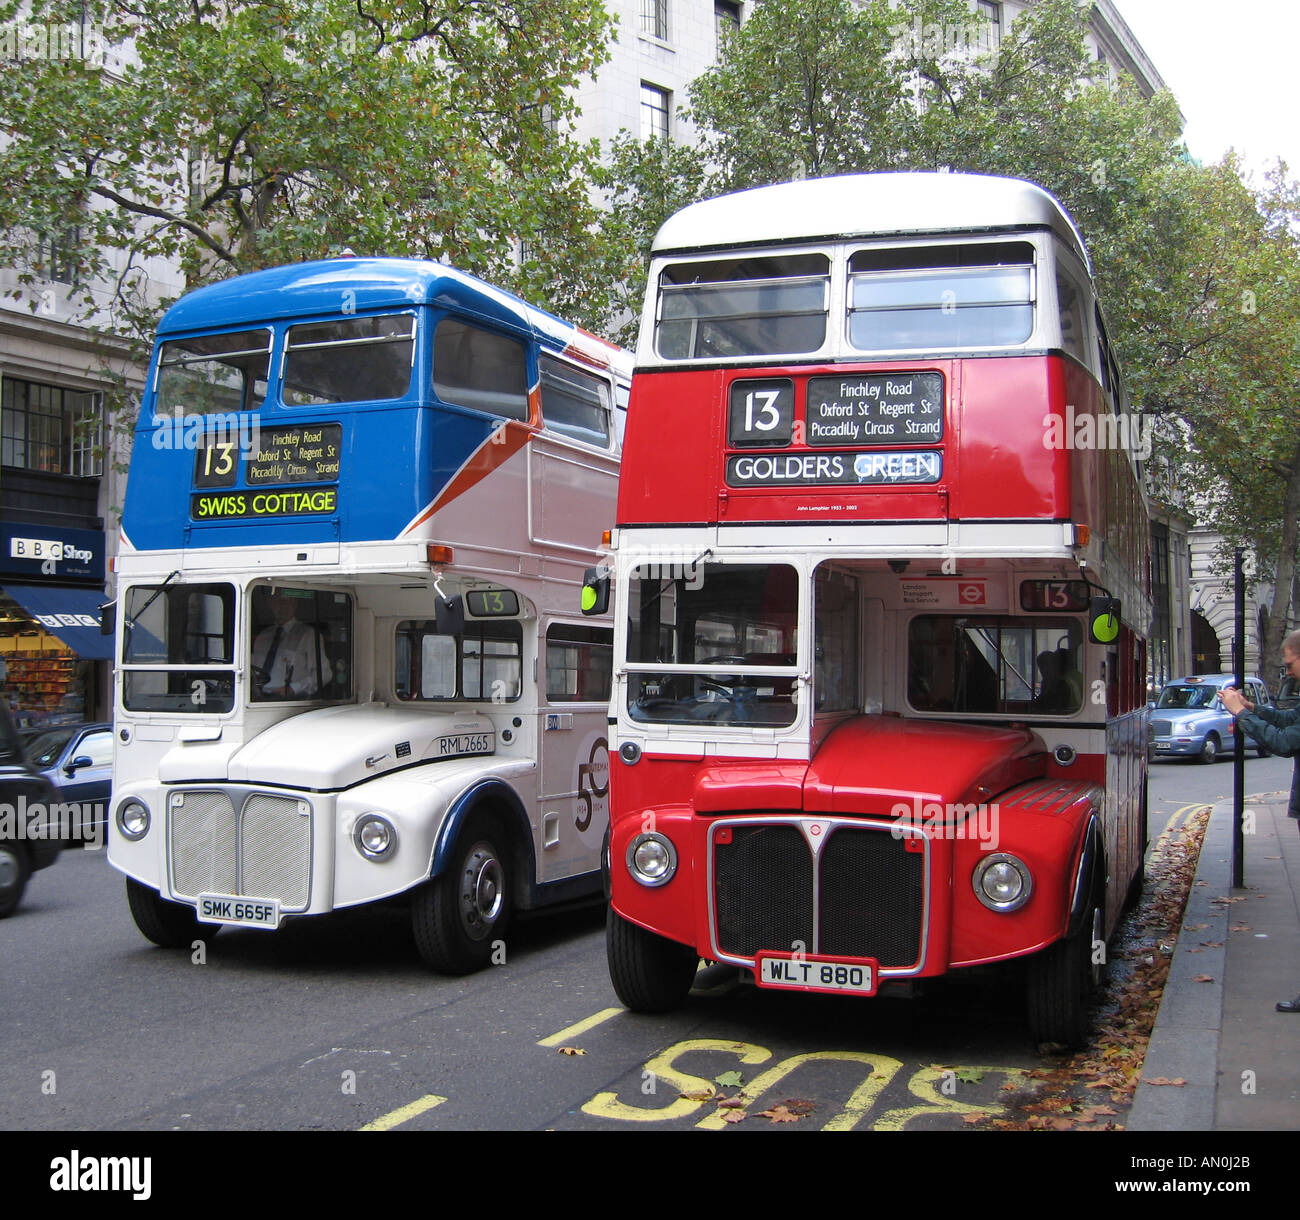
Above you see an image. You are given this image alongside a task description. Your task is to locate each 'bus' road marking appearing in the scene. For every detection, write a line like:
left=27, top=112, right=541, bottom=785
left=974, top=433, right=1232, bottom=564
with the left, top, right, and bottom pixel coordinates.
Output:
left=360, top=1094, right=447, bottom=1131
left=538, top=1007, right=624, bottom=1048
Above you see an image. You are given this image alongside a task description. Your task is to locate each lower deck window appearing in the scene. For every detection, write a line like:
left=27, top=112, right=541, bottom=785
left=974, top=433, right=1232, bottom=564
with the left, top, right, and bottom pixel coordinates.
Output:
left=908, top=615, right=1083, bottom=715
left=396, top=619, right=522, bottom=701
left=626, top=563, right=798, bottom=727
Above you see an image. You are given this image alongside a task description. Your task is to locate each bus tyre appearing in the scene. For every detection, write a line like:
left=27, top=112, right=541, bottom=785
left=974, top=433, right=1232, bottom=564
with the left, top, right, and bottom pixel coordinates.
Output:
left=0, top=843, right=31, bottom=918
left=601, top=827, right=612, bottom=904
left=412, top=813, right=511, bottom=975
left=1025, top=907, right=1099, bottom=1049
left=126, top=877, right=218, bottom=948
left=1125, top=778, right=1148, bottom=912
left=607, top=909, right=698, bottom=1013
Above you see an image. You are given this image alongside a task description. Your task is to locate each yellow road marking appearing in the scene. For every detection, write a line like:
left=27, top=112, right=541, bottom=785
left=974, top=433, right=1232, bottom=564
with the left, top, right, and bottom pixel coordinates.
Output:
left=537, top=1007, right=623, bottom=1048
left=360, top=1093, right=447, bottom=1131
left=1150, top=803, right=1207, bottom=859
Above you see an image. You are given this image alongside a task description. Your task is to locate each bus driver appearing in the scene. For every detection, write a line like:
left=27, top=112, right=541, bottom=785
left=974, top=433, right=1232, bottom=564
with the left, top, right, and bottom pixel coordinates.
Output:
left=252, top=590, right=329, bottom=700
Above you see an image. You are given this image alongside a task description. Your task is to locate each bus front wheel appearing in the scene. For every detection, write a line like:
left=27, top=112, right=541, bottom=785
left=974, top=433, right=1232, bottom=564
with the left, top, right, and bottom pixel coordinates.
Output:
left=126, top=877, right=219, bottom=948
left=607, top=909, right=698, bottom=1013
left=412, top=812, right=512, bottom=974
left=1025, top=905, right=1100, bottom=1049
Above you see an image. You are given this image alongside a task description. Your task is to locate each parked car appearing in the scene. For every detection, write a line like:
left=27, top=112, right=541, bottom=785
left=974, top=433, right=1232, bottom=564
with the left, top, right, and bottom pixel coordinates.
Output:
left=0, top=700, right=62, bottom=916
left=22, top=722, right=114, bottom=840
left=1149, top=674, right=1273, bottom=763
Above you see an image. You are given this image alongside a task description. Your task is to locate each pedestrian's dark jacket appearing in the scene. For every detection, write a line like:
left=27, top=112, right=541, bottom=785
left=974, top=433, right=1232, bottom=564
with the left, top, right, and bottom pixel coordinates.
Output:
left=1235, top=703, right=1300, bottom=818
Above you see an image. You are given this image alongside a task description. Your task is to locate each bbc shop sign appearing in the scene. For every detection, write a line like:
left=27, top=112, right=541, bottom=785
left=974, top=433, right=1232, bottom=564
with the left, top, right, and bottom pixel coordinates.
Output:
left=1, top=524, right=104, bottom=581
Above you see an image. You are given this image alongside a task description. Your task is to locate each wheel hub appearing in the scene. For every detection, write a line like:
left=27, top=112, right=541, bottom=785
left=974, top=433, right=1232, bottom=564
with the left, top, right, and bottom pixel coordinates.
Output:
left=0, top=849, right=17, bottom=891
left=461, top=846, right=504, bottom=938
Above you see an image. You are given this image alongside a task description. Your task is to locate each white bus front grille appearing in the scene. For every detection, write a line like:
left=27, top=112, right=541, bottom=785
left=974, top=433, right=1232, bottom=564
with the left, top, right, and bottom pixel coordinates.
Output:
left=169, top=789, right=312, bottom=910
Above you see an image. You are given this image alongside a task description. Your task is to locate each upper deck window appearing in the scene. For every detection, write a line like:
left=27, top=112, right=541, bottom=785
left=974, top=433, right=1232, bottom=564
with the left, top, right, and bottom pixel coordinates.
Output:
left=156, top=329, right=270, bottom=417
left=539, top=355, right=611, bottom=446
left=847, top=242, right=1034, bottom=353
left=282, top=314, right=415, bottom=405
left=433, top=317, right=529, bottom=421
left=656, top=253, right=829, bottom=360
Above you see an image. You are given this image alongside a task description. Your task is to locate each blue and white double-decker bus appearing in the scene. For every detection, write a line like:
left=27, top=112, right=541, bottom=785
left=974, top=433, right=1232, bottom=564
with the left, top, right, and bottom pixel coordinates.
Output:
left=107, top=258, right=630, bottom=972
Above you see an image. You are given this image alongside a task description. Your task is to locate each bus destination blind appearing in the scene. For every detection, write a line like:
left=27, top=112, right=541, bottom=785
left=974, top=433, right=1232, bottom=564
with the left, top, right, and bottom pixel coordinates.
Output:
left=192, top=422, right=341, bottom=519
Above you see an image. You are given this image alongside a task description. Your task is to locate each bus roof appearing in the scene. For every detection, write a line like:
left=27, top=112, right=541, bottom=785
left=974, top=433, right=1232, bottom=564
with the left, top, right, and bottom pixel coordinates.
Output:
left=157, top=257, right=629, bottom=372
left=651, top=172, right=1091, bottom=270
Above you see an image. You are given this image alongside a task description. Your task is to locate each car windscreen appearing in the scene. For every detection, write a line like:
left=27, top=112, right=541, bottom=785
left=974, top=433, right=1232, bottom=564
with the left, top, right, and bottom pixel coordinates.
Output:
left=24, top=728, right=76, bottom=767
left=1156, top=685, right=1218, bottom=710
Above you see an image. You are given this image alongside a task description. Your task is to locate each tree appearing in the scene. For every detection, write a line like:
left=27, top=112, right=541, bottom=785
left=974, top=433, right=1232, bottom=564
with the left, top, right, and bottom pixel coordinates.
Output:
left=687, top=0, right=908, bottom=189
left=0, top=0, right=618, bottom=343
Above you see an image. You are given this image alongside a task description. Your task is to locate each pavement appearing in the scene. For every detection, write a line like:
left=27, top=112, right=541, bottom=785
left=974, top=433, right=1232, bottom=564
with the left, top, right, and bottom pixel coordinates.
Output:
left=1128, top=789, right=1300, bottom=1130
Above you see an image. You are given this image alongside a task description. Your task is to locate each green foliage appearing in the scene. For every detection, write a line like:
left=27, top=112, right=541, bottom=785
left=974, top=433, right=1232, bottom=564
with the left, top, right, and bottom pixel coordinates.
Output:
left=0, top=0, right=619, bottom=342
left=688, top=0, right=906, bottom=187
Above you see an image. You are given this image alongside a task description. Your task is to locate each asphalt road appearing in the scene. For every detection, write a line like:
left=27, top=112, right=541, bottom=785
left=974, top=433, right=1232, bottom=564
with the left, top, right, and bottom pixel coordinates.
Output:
left=2, top=750, right=1289, bottom=1136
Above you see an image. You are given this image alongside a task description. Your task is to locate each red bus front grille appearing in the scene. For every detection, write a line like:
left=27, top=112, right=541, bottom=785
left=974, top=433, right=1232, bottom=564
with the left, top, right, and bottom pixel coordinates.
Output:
left=713, top=825, right=813, bottom=958
left=711, top=820, right=924, bottom=968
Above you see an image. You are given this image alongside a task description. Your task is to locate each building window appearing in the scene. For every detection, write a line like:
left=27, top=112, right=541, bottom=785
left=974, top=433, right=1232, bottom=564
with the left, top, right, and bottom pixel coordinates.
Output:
left=32, top=226, right=81, bottom=286
left=715, top=0, right=741, bottom=52
left=0, top=378, right=103, bottom=476
left=640, top=0, right=668, bottom=41
left=640, top=83, right=671, bottom=143
left=976, top=0, right=1001, bottom=47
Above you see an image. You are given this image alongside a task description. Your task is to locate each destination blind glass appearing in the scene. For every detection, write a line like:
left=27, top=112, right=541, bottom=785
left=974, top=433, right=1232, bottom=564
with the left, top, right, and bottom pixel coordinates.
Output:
left=192, top=420, right=342, bottom=519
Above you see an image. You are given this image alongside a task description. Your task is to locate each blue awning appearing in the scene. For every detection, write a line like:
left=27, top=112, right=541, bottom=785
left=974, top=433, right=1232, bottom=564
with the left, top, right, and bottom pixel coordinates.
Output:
left=1, top=584, right=115, bottom=660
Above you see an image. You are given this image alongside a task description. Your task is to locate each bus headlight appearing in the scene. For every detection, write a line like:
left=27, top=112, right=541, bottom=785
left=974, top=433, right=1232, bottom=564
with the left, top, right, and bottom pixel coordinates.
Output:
left=354, top=814, right=398, bottom=860
left=117, top=799, right=151, bottom=841
left=973, top=853, right=1032, bottom=912
left=627, top=832, right=677, bottom=887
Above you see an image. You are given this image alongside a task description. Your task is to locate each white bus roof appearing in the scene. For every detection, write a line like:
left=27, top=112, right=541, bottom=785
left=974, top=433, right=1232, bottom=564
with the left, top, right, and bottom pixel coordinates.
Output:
left=651, top=172, right=1091, bottom=270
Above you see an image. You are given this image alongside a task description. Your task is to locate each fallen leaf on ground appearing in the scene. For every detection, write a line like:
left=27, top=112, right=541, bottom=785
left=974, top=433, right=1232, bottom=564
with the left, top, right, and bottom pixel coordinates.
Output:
left=757, top=1105, right=803, bottom=1123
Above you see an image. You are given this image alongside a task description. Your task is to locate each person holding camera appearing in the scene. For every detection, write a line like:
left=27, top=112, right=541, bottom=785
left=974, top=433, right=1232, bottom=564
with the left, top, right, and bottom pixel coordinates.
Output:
left=1221, top=630, right=1300, bottom=1012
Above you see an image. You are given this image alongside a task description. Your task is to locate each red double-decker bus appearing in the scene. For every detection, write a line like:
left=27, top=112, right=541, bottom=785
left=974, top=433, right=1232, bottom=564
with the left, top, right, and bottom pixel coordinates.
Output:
left=586, top=172, right=1150, bottom=1046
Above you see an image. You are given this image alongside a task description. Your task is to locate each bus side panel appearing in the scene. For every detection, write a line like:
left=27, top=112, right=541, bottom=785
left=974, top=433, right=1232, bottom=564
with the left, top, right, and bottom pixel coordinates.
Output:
left=618, top=369, right=724, bottom=525
left=955, top=356, right=1070, bottom=521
